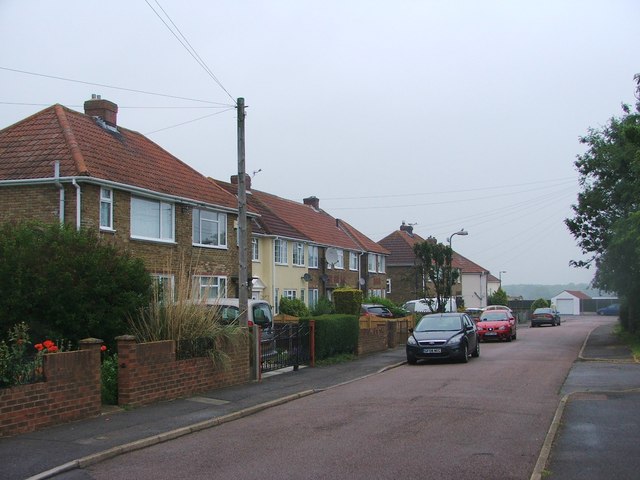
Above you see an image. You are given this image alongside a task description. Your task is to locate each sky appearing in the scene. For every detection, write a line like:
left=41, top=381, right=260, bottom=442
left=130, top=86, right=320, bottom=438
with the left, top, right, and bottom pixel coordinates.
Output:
left=1, top=0, right=638, bottom=286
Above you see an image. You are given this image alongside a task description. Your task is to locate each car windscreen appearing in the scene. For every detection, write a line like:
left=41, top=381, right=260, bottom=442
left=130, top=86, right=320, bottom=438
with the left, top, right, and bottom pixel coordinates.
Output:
left=533, top=308, right=551, bottom=315
left=480, top=312, right=508, bottom=321
left=416, top=316, right=462, bottom=331
left=252, top=303, right=273, bottom=328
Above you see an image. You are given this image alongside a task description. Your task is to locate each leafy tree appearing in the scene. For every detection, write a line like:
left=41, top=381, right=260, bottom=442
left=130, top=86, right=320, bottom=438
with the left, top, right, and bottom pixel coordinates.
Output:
left=413, top=240, right=458, bottom=313
left=0, top=221, right=152, bottom=346
left=488, top=287, right=508, bottom=306
left=565, top=75, right=640, bottom=328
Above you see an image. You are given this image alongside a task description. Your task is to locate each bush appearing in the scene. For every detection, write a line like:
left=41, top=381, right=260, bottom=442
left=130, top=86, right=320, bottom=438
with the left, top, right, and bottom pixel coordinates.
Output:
left=0, top=322, right=45, bottom=388
left=300, top=314, right=359, bottom=360
left=311, top=296, right=334, bottom=316
left=0, top=221, right=152, bottom=347
left=333, top=288, right=363, bottom=315
left=531, top=298, right=550, bottom=310
left=101, top=352, right=118, bottom=405
left=279, top=297, right=309, bottom=317
left=488, top=287, right=508, bottom=306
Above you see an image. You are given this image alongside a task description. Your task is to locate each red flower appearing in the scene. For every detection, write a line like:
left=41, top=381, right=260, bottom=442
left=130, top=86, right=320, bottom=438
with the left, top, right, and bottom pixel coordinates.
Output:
left=100, top=345, right=107, bottom=351
left=43, top=340, right=55, bottom=349
left=47, top=345, right=58, bottom=353
left=34, top=343, right=44, bottom=351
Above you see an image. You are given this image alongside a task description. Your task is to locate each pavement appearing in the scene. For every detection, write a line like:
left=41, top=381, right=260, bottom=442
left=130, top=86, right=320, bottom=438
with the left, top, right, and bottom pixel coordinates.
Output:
left=0, top=320, right=638, bottom=480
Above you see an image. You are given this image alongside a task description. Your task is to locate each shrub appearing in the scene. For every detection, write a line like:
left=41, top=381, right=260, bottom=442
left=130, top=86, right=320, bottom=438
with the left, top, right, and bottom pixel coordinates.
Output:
left=279, top=297, right=309, bottom=317
left=101, top=351, right=118, bottom=405
left=0, top=322, right=47, bottom=388
left=0, top=221, right=152, bottom=347
left=531, top=298, right=550, bottom=310
left=333, top=288, right=363, bottom=315
left=301, top=314, right=359, bottom=360
left=488, top=287, right=508, bottom=306
left=311, top=296, right=334, bottom=316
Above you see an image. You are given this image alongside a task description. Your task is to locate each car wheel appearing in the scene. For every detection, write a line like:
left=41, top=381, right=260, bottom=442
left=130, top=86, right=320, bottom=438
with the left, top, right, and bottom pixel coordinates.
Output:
left=407, top=354, right=417, bottom=365
left=530, top=322, right=535, bottom=328
left=506, top=334, right=512, bottom=342
left=512, top=332, right=517, bottom=340
left=471, top=340, right=480, bottom=358
left=459, top=342, right=469, bottom=363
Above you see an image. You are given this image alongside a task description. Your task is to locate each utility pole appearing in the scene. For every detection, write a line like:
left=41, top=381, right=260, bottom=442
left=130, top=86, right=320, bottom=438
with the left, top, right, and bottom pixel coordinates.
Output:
left=237, top=98, right=248, bottom=327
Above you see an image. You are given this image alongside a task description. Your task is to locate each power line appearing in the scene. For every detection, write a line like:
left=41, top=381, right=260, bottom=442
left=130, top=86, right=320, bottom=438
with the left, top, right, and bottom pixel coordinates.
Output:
left=145, top=107, right=235, bottom=135
left=145, top=0, right=236, bottom=104
left=0, top=101, right=230, bottom=109
left=0, top=66, right=232, bottom=106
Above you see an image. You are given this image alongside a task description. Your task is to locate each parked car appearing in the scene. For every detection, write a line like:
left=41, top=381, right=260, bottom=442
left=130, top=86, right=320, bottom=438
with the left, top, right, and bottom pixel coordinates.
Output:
left=361, top=304, right=394, bottom=318
left=403, top=298, right=457, bottom=313
left=530, top=307, right=561, bottom=327
left=597, top=303, right=620, bottom=316
left=465, top=308, right=483, bottom=321
left=406, top=312, right=479, bottom=364
left=477, top=310, right=517, bottom=342
left=483, top=305, right=513, bottom=313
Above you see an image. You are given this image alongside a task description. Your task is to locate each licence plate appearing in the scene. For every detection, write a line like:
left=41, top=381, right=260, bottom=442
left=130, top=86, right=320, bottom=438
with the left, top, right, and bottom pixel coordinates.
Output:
left=423, top=348, right=442, bottom=354
left=484, top=332, right=497, bottom=336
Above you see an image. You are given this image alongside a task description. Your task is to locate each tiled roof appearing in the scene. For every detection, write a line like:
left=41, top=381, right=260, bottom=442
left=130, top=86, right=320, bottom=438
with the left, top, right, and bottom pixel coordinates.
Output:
left=378, top=229, right=425, bottom=265
left=0, top=104, right=240, bottom=210
left=246, top=189, right=366, bottom=251
left=452, top=251, right=489, bottom=274
left=337, top=219, right=389, bottom=255
left=560, top=290, right=591, bottom=299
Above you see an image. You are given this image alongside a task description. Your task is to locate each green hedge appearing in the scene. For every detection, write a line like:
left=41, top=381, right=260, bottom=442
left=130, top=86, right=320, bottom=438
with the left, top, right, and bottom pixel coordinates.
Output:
left=300, top=314, right=359, bottom=360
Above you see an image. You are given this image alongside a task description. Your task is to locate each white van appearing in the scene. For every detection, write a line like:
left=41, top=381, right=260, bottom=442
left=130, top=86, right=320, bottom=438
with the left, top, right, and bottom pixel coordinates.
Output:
left=403, top=298, right=457, bottom=313
left=205, top=298, right=274, bottom=329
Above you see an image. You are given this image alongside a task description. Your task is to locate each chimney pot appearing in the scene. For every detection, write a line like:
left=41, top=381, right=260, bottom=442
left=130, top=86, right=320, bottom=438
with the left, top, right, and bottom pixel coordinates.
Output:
left=303, top=196, right=319, bottom=209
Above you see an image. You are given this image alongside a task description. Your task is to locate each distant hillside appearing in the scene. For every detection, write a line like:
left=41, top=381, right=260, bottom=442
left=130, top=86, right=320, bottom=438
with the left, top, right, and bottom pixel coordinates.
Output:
left=502, top=284, right=616, bottom=301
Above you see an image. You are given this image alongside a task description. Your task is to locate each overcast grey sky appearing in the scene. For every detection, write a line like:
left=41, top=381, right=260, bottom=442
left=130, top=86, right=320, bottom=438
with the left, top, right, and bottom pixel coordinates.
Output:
left=1, top=0, right=638, bottom=286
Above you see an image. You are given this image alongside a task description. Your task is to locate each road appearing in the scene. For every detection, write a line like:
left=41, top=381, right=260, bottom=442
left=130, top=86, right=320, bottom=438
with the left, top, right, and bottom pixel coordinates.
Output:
left=63, top=315, right=608, bottom=480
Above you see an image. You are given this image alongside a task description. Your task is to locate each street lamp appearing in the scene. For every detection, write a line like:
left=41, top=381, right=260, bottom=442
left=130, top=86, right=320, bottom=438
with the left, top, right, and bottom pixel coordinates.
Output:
left=446, top=229, right=468, bottom=312
left=499, top=270, right=507, bottom=289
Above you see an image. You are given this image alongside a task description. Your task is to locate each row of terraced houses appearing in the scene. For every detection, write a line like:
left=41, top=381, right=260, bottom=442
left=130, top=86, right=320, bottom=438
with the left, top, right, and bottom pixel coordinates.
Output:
left=0, top=97, right=500, bottom=312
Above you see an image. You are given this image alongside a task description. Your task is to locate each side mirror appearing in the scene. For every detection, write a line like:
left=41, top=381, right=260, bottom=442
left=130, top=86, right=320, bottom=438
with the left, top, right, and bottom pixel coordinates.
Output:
left=409, top=328, right=414, bottom=334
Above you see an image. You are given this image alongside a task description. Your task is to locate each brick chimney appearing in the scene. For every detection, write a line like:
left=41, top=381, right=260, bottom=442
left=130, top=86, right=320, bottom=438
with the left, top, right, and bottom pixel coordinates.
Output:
left=400, top=221, right=413, bottom=235
left=303, top=196, right=319, bottom=210
left=230, top=174, right=251, bottom=191
left=84, top=94, right=118, bottom=127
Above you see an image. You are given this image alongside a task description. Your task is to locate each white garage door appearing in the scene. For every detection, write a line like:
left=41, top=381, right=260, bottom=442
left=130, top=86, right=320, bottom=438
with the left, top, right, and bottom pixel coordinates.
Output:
left=556, top=299, right=575, bottom=315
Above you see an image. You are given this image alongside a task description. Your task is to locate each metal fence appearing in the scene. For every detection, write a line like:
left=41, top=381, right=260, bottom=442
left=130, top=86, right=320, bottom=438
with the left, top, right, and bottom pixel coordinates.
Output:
left=261, top=323, right=312, bottom=373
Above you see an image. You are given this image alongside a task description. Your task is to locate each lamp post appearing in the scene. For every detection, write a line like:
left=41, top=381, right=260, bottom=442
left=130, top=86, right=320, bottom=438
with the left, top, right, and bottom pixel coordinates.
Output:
left=499, top=271, right=507, bottom=290
left=446, top=229, right=468, bottom=312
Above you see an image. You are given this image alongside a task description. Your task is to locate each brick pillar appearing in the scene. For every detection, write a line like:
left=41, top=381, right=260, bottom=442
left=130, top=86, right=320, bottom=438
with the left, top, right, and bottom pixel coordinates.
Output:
left=387, top=320, right=398, bottom=348
left=79, top=338, right=103, bottom=412
left=116, top=335, right=137, bottom=406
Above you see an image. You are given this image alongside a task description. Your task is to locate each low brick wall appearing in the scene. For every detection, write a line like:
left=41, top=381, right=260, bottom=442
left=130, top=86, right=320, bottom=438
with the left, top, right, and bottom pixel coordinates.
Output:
left=358, top=321, right=389, bottom=356
left=0, top=339, right=102, bottom=437
left=117, top=335, right=251, bottom=408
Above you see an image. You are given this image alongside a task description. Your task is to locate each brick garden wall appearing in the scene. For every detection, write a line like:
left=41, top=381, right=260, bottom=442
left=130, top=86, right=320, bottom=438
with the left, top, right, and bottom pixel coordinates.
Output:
left=0, top=339, right=102, bottom=438
left=116, top=335, right=251, bottom=408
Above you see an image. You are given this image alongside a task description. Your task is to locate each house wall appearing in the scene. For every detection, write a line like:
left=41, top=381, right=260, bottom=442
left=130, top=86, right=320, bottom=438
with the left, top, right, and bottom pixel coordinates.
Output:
left=461, top=273, right=486, bottom=309
left=0, top=184, right=69, bottom=224
left=384, top=264, right=420, bottom=304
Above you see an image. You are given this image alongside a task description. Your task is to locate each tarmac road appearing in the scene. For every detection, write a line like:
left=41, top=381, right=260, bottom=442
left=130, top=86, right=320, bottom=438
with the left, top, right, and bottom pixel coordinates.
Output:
left=67, top=316, right=599, bottom=480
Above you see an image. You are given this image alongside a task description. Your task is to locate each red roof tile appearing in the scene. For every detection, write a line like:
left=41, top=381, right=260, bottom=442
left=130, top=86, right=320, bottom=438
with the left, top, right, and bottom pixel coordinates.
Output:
left=0, top=104, right=240, bottom=210
left=378, top=229, right=425, bottom=265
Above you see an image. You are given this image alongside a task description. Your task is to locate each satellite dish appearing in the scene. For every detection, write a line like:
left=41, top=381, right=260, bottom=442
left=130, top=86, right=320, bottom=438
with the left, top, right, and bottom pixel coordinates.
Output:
left=302, top=273, right=312, bottom=282
left=359, top=278, right=365, bottom=286
left=325, top=248, right=339, bottom=265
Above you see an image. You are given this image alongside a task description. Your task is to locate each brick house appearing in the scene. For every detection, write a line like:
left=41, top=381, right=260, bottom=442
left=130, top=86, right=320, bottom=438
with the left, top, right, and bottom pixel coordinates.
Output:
left=0, top=97, right=253, bottom=298
left=217, top=176, right=389, bottom=311
left=378, top=222, right=493, bottom=308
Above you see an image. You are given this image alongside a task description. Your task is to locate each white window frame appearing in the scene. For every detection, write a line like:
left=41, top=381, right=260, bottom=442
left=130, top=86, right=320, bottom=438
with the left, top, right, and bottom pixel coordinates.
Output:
left=251, top=237, right=259, bottom=261
left=195, top=275, right=227, bottom=300
left=275, top=239, right=288, bottom=265
left=293, top=242, right=305, bottom=266
left=386, top=278, right=392, bottom=294
left=282, top=289, right=297, bottom=300
left=192, top=209, right=227, bottom=248
left=309, top=288, right=319, bottom=308
left=377, top=255, right=386, bottom=273
left=152, top=274, right=175, bottom=303
left=100, top=187, right=113, bottom=231
left=334, top=249, right=344, bottom=269
left=308, top=245, right=319, bottom=268
left=368, top=254, right=376, bottom=273
left=349, top=252, right=359, bottom=271
left=131, top=197, right=174, bottom=242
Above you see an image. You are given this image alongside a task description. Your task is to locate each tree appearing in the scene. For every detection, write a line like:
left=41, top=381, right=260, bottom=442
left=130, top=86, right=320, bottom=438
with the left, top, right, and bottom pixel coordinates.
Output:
left=566, top=75, right=640, bottom=329
left=413, top=240, right=458, bottom=313
left=0, top=221, right=152, bottom=345
left=488, top=287, right=508, bottom=306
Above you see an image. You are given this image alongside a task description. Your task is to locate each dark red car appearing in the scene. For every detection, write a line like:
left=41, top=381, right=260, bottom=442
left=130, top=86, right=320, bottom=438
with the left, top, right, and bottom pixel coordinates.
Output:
left=476, top=310, right=517, bottom=342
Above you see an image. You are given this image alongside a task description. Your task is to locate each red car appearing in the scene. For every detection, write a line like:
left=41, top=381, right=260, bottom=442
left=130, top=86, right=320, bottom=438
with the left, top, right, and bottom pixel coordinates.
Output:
left=477, top=310, right=517, bottom=342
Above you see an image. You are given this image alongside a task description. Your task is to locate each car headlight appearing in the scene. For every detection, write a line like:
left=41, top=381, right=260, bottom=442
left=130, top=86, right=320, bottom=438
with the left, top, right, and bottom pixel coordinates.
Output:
left=447, top=334, right=463, bottom=346
left=499, top=325, right=508, bottom=331
left=407, top=336, right=418, bottom=346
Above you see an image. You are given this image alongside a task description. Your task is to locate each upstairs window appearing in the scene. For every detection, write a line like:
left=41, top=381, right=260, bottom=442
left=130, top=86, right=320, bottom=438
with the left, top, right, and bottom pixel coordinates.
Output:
left=349, top=252, right=359, bottom=271
left=293, top=242, right=305, bottom=266
left=131, top=197, right=174, bottom=242
left=275, top=239, right=288, bottom=265
left=334, top=249, right=344, bottom=269
left=251, top=237, right=259, bottom=261
left=100, top=187, right=113, bottom=230
left=308, top=245, right=319, bottom=268
left=193, top=209, right=227, bottom=248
